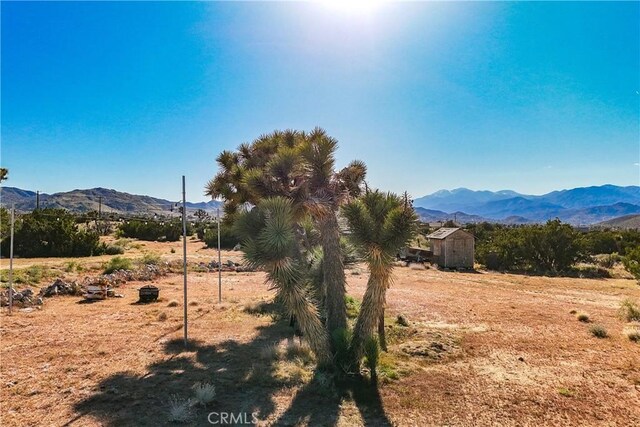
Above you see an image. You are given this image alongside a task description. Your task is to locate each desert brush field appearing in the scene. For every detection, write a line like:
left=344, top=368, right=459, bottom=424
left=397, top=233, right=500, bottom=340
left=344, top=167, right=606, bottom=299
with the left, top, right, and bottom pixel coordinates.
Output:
left=1, top=241, right=639, bottom=426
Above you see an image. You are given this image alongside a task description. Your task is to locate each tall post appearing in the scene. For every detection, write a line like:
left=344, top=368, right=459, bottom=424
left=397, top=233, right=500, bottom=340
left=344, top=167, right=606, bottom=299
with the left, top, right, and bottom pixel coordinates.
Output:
left=182, top=176, right=188, bottom=347
left=36, top=191, right=40, bottom=210
left=217, top=207, right=222, bottom=303
left=8, top=205, right=15, bottom=314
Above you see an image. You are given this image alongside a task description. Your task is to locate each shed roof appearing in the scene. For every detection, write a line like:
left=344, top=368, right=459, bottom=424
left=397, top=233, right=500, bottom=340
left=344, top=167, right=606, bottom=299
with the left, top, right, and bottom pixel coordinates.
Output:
left=426, top=227, right=467, bottom=240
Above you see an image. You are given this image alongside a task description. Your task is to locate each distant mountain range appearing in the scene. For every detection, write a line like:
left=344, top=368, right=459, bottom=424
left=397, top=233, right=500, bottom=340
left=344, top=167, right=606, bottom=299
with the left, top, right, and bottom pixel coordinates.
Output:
left=0, top=187, right=222, bottom=216
left=413, top=185, right=640, bottom=226
left=2, top=184, right=639, bottom=226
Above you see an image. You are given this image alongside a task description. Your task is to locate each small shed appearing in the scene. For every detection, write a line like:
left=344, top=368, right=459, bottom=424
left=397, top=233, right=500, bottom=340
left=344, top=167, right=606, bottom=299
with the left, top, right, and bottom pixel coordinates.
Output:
left=426, top=227, right=474, bottom=269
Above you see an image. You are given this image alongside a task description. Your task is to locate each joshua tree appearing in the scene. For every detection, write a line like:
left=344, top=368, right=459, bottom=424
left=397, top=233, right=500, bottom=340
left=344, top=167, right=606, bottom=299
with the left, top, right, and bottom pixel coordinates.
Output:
left=0, top=168, right=8, bottom=182
left=343, top=190, right=417, bottom=366
left=205, top=129, right=366, bottom=346
left=233, top=197, right=331, bottom=362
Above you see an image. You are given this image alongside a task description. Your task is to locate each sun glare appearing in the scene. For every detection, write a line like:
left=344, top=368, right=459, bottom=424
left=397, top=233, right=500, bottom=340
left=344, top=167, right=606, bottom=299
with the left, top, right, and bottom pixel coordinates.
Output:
left=319, top=0, right=383, bottom=16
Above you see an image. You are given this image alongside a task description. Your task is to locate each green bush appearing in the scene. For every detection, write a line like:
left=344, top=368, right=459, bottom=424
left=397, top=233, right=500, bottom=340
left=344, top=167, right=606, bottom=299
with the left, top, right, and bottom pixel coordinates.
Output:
left=203, top=224, right=238, bottom=249
left=1, top=209, right=102, bottom=258
left=364, top=336, right=380, bottom=381
left=331, top=328, right=352, bottom=373
left=103, top=244, right=125, bottom=255
left=103, top=256, right=133, bottom=274
left=622, top=247, right=640, bottom=281
left=118, top=219, right=192, bottom=242
left=140, top=252, right=161, bottom=265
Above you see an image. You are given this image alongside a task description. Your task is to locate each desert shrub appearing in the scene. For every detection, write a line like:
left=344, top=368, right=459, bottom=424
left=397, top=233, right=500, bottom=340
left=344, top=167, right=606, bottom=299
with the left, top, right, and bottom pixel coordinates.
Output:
left=103, top=256, right=132, bottom=274
left=167, top=395, right=193, bottom=423
left=576, top=312, right=590, bottom=322
left=364, top=336, right=380, bottom=381
left=624, top=327, right=640, bottom=342
left=167, top=300, right=179, bottom=307
left=589, top=324, right=608, bottom=338
left=158, top=312, right=168, bottom=321
left=345, top=295, right=361, bottom=319
left=396, top=314, right=410, bottom=327
left=192, top=382, right=216, bottom=406
left=285, top=341, right=315, bottom=364
left=475, top=220, right=585, bottom=273
left=103, top=244, right=125, bottom=255
left=619, top=299, right=640, bottom=322
left=622, top=247, right=640, bottom=281
left=595, top=253, right=620, bottom=269
left=1, top=265, right=50, bottom=286
left=65, top=261, right=80, bottom=273
left=118, top=219, right=192, bottom=242
left=332, top=328, right=353, bottom=373
left=3, top=209, right=102, bottom=258
left=202, top=223, right=238, bottom=249
left=260, top=343, right=281, bottom=361
left=140, top=252, right=161, bottom=265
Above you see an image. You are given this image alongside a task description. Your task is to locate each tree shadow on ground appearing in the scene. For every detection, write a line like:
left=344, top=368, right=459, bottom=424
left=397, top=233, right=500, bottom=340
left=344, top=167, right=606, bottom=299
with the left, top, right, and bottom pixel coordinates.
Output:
left=71, top=309, right=392, bottom=426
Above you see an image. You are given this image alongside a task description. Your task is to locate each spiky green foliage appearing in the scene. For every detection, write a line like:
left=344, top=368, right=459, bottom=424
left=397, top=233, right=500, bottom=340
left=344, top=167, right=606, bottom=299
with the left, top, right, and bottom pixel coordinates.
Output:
left=234, top=197, right=331, bottom=363
left=343, top=190, right=418, bottom=366
left=206, top=128, right=367, bottom=345
left=364, top=336, right=380, bottom=381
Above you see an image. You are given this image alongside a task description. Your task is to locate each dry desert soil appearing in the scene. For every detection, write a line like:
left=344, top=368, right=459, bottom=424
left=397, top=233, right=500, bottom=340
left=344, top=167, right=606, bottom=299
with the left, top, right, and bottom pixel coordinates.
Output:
left=1, top=241, right=639, bottom=426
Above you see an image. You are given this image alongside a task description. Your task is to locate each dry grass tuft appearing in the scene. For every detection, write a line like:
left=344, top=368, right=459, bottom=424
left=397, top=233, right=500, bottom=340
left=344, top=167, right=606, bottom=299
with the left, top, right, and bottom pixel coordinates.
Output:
left=623, top=324, right=640, bottom=342
left=260, top=343, right=281, bottom=361
left=188, top=300, right=198, bottom=307
left=576, top=312, right=590, bottom=322
left=167, top=300, right=179, bottom=307
left=589, top=324, right=608, bottom=338
left=619, top=299, right=640, bottom=322
left=167, top=395, right=193, bottom=423
left=158, top=312, right=168, bottom=321
left=285, top=341, right=315, bottom=364
left=192, top=382, right=216, bottom=406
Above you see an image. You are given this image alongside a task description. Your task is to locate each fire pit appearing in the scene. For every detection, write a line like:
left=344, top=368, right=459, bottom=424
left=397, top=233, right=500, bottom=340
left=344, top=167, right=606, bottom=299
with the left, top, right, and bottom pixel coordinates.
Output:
left=138, top=285, right=159, bottom=303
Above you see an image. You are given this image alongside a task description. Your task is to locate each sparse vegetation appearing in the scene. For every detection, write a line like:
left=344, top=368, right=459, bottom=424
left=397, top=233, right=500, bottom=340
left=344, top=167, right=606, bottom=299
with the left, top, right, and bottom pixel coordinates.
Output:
left=618, top=299, right=640, bottom=322
left=118, top=219, right=192, bottom=242
left=103, top=256, right=133, bottom=274
left=576, top=312, right=590, bottom=322
left=623, top=326, right=640, bottom=342
left=2, top=208, right=103, bottom=258
left=0, top=265, right=52, bottom=286
left=140, top=252, right=161, bottom=265
left=157, top=312, right=168, bottom=321
left=167, top=395, right=193, bottom=423
left=589, top=324, right=608, bottom=338
left=345, top=295, right=360, bottom=319
left=260, top=343, right=281, bottom=361
left=167, top=300, right=179, bottom=307
left=558, top=388, right=575, bottom=397
left=192, top=382, right=216, bottom=406
left=364, top=336, right=380, bottom=381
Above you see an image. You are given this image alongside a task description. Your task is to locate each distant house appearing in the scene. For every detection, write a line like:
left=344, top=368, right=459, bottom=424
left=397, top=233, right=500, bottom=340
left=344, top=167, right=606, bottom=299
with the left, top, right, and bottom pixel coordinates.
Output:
left=426, top=227, right=475, bottom=269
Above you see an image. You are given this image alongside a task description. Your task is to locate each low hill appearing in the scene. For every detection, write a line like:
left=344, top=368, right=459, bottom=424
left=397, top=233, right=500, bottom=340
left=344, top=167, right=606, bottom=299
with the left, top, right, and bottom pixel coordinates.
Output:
left=594, top=214, right=640, bottom=229
left=0, top=187, right=221, bottom=215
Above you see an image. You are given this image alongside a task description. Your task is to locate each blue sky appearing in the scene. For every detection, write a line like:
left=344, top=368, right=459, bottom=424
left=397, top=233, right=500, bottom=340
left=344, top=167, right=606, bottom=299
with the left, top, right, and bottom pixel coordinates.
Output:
left=2, top=1, right=638, bottom=202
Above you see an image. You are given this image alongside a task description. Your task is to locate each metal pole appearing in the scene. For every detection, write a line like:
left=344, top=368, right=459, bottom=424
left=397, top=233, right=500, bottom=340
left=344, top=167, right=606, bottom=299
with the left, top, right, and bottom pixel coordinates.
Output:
left=36, top=191, right=40, bottom=210
left=217, top=207, right=221, bottom=303
left=8, top=205, right=15, bottom=314
left=182, top=176, right=188, bottom=347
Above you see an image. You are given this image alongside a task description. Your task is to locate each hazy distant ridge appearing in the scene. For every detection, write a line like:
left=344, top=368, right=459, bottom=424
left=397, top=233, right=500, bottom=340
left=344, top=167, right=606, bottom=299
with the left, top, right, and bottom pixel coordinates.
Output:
left=413, top=185, right=640, bottom=225
left=0, top=187, right=221, bottom=215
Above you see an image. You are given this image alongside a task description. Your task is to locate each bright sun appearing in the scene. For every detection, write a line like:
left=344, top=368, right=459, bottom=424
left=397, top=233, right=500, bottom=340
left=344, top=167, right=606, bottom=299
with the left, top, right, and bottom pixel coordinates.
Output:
left=319, top=0, right=383, bottom=16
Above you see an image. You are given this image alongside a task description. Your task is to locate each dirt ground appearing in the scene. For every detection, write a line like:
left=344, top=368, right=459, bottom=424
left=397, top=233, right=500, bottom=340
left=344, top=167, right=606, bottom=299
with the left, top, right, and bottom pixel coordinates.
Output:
left=1, top=246, right=639, bottom=426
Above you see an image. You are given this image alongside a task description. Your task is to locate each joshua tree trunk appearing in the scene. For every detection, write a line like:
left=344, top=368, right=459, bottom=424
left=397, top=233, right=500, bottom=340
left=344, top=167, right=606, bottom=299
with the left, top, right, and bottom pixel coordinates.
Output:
left=378, top=309, right=387, bottom=351
left=349, top=263, right=389, bottom=368
left=320, top=214, right=348, bottom=336
left=279, top=281, right=331, bottom=364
